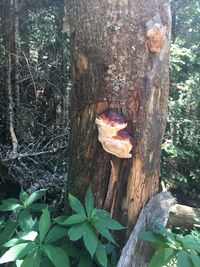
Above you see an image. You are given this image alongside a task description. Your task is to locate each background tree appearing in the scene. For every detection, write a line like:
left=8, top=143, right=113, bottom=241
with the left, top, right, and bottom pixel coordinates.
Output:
left=161, top=0, right=200, bottom=205
left=65, top=0, right=171, bottom=236
left=0, top=0, right=70, bottom=208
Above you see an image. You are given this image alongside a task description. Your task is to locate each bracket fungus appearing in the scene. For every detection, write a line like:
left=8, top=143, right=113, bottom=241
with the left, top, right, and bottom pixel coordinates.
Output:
left=95, top=109, right=133, bottom=158
left=146, top=14, right=165, bottom=53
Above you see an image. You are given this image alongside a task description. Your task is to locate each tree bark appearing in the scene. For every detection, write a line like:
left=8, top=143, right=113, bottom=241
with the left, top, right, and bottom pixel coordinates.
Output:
left=117, top=192, right=176, bottom=267
left=65, top=0, right=171, bottom=236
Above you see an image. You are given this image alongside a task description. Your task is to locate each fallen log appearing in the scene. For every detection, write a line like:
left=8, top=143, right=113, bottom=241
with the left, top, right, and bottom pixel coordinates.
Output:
left=117, top=191, right=200, bottom=267
left=168, top=204, right=200, bottom=228
left=117, top=192, right=176, bottom=267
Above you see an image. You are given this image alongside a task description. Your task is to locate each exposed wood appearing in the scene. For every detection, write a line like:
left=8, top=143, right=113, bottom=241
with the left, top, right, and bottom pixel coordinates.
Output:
left=66, top=0, right=171, bottom=238
left=117, top=192, right=176, bottom=267
left=168, top=204, right=200, bottom=228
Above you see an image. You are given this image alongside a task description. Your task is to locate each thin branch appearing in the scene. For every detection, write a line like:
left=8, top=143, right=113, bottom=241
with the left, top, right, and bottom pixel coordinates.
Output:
left=8, top=52, right=18, bottom=153
left=1, top=146, right=68, bottom=162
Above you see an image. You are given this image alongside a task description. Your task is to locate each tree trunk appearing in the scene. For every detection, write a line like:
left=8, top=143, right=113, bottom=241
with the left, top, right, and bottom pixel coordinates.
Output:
left=65, top=0, right=171, bottom=236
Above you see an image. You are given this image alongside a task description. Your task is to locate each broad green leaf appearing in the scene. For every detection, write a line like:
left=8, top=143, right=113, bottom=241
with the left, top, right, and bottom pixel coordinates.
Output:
left=16, top=260, right=23, bottom=267
left=101, top=217, right=125, bottom=230
left=138, top=231, right=169, bottom=245
left=25, top=189, right=47, bottom=207
left=39, top=207, right=51, bottom=242
left=21, top=251, right=41, bottom=267
left=0, top=242, right=36, bottom=264
left=78, top=254, right=93, bottom=267
left=0, top=216, right=5, bottom=226
left=18, top=210, right=36, bottom=232
left=181, top=235, right=200, bottom=251
left=54, top=215, right=68, bottom=225
left=149, top=248, right=176, bottom=267
left=92, top=220, right=116, bottom=244
left=177, top=251, right=193, bottom=267
left=45, top=225, right=67, bottom=243
left=96, top=209, right=125, bottom=229
left=43, top=245, right=70, bottom=267
left=19, top=231, right=38, bottom=241
left=83, top=224, right=98, bottom=257
left=190, top=251, right=200, bottom=267
left=95, top=241, right=107, bottom=267
left=68, top=193, right=86, bottom=215
left=29, top=203, right=52, bottom=212
left=0, top=198, right=22, bottom=212
left=19, top=189, right=29, bottom=205
left=68, top=222, right=87, bottom=241
left=62, top=243, right=81, bottom=258
left=85, top=186, right=94, bottom=217
left=0, top=221, right=17, bottom=245
left=153, top=221, right=176, bottom=241
left=58, top=214, right=87, bottom=226
left=3, top=238, right=25, bottom=248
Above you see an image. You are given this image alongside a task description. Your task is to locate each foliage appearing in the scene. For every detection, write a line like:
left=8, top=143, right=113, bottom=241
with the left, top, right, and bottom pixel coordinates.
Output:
left=161, top=0, right=200, bottom=193
left=138, top=220, right=200, bottom=267
left=0, top=187, right=124, bottom=267
left=0, top=0, right=70, bottom=202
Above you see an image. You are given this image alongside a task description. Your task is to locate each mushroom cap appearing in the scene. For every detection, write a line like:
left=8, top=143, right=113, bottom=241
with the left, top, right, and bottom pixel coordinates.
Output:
left=96, top=109, right=127, bottom=129
left=113, top=130, right=130, bottom=140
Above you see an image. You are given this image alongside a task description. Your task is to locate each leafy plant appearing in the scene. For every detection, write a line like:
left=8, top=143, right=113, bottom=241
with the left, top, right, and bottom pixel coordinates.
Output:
left=138, top=220, right=200, bottom=267
left=0, top=187, right=124, bottom=267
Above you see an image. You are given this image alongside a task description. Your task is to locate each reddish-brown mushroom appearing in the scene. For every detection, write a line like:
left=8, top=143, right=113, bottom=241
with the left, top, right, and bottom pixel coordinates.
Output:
left=95, top=109, right=133, bottom=158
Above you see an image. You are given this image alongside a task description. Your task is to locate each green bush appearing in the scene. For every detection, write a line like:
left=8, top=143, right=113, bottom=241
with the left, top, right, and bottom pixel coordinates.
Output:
left=138, top=220, right=200, bottom=267
left=0, top=187, right=124, bottom=267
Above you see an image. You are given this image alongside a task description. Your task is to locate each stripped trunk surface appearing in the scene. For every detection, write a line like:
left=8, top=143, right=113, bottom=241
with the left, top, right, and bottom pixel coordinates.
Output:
left=65, top=0, right=171, bottom=237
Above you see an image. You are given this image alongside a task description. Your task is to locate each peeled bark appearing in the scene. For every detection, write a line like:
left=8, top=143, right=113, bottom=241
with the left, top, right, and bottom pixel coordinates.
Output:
left=66, top=0, right=171, bottom=236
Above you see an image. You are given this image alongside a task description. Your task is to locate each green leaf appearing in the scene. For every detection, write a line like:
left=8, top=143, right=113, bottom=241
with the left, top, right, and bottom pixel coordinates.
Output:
left=190, top=251, right=200, bottom=267
left=0, top=216, right=5, bottom=226
left=45, top=225, right=67, bottom=243
left=149, top=248, right=176, bottom=267
left=21, top=251, right=41, bottom=267
left=85, top=186, right=94, bottom=217
left=54, top=215, right=68, bottom=225
left=69, top=193, right=86, bottom=216
left=3, top=238, right=25, bottom=248
left=29, top=203, right=52, bottom=212
left=39, top=207, right=51, bottom=242
left=43, top=245, right=70, bottom=267
left=92, top=220, right=116, bottom=244
left=78, top=254, right=93, bottom=267
left=18, top=210, right=36, bottom=232
left=68, top=223, right=87, bottom=241
left=181, top=235, right=200, bottom=251
left=62, top=243, right=81, bottom=258
left=153, top=221, right=176, bottom=241
left=19, top=189, right=29, bottom=205
left=83, top=223, right=98, bottom=257
left=0, top=242, right=36, bottom=264
left=95, top=241, right=107, bottom=267
left=19, top=231, right=38, bottom=241
left=0, top=221, right=17, bottom=245
left=16, top=260, right=23, bottom=267
left=58, top=214, right=87, bottom=226
left=138, top=231, right=169, bottom=245
left=0, top=198, right=22, bottom=212
left=25, top=189, right=47, bottom=207
left=96, top=210, right=125, bottom=230
left=177, top=251, right=194, bottom=267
